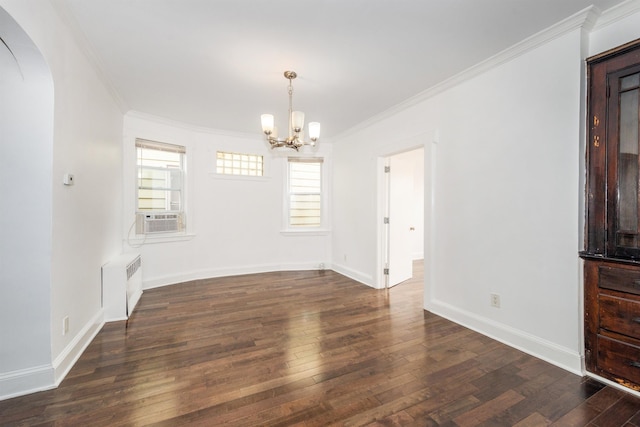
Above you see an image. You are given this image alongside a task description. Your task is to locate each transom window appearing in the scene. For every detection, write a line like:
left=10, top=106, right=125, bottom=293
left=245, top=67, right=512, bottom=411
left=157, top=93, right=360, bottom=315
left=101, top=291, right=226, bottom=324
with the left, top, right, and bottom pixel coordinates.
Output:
left=216, top=151, right=264, bottom=176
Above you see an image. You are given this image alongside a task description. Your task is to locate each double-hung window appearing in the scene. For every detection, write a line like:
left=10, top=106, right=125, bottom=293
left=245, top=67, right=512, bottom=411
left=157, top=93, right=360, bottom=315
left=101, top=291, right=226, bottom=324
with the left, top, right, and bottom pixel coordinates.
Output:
left=135, top=139, right=186, bottom=234
left=288, top=158, right=323, bottom=228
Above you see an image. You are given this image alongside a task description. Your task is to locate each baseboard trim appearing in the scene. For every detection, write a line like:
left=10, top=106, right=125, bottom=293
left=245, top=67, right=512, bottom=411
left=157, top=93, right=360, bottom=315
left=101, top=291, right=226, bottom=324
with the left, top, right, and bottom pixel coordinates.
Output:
left=53, top=310, right=104, bottom=385
left=330, top=263, right=375, bottom=288
left=0, top=364, right=56, bottom=401
left=143, top=262, right=337, bottom=290
left=427, top=299, right=583, bottom=376
left=0, top=310, right=105, bottom=401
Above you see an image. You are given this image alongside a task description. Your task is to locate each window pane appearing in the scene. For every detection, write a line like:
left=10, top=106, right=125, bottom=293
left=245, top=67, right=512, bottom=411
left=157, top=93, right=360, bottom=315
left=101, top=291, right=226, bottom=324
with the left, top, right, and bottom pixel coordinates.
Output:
left=622, top=73, right=640, bottom=90
left=290, top=195, right=321, bottom=225
left=288, top=160, right=322, bottom=227
left=137, top=148, right=181, bottom=169
left=137, top=189, right=181, bottom=211
left=289, top=163, right=321, bottom=193
left=138, top=167, right=182, bottom=191
left=216, top=151, right=264, bottom=176
left=618, top=87, right=640, bottom=235
left=136, top=139, right=184, bottom=212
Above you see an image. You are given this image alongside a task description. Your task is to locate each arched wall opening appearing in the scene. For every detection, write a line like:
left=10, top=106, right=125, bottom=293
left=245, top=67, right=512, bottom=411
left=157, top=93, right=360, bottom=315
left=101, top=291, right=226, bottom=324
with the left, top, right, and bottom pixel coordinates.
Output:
left=0, top=6, right=55, bottom=398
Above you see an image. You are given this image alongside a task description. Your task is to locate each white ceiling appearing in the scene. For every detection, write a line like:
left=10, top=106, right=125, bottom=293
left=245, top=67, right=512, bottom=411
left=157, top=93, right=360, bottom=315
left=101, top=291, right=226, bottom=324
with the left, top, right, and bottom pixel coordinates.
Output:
left=53, top=0, right=628, bottom=139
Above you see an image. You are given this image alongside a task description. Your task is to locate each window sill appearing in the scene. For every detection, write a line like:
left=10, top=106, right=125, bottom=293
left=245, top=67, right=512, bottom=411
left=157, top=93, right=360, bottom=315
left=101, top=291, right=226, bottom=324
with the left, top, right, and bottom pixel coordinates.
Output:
left=126, top=232, right=196, bottom=245
left=280, top=229, right=331, bottom=237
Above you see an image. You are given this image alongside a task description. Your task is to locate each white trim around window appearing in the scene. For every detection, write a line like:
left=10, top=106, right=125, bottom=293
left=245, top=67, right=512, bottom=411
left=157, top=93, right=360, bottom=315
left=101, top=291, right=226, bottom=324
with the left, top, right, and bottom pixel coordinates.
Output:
left=282, top=157, right=330, bottom=235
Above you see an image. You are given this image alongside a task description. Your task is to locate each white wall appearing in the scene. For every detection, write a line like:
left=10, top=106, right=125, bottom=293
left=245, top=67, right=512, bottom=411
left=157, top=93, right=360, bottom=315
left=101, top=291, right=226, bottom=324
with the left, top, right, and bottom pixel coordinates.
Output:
left=0, top=0, right=123, bottom=399
left=123, top=113, right=332, bottom=288
left=333, top=26, right=585, bottom=372
left=0, top=6, right=54, bottom=396
left=432, top=29, right=584, bottom=371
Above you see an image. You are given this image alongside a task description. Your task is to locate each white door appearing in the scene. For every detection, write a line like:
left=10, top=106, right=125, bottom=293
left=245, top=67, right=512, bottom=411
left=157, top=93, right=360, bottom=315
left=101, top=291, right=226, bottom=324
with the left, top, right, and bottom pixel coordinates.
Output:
left=386, top=153, right=414, bottom=287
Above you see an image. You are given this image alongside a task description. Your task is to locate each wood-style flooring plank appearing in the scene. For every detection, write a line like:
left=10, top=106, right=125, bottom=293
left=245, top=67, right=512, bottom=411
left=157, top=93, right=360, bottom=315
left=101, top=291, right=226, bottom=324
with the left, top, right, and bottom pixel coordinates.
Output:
left=3, top=262, right=640, bottom=426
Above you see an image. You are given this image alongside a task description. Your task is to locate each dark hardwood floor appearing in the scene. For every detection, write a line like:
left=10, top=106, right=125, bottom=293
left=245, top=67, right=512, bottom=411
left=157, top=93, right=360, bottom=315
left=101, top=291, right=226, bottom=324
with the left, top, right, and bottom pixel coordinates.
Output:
left=3, top=261, right=640, bottom=426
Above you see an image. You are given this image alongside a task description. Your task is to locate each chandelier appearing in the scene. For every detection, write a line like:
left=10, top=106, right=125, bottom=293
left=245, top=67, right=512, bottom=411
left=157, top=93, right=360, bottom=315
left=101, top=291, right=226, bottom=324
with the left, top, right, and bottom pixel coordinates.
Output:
left=260, top=71, right=320, bottom=150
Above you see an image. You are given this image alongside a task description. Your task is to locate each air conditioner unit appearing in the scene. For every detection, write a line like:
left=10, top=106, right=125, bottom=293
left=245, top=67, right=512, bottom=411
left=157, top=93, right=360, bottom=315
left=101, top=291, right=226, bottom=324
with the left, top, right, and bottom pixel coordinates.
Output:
left=136, top=212, right=184, bottom=234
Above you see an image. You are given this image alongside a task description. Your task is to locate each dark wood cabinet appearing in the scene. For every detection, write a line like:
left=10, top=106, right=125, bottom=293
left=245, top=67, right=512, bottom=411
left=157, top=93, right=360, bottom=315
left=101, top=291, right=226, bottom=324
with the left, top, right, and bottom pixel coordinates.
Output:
left=582, top=39, right=640, bottom=391
left=583, top=259, right=640, bottom=390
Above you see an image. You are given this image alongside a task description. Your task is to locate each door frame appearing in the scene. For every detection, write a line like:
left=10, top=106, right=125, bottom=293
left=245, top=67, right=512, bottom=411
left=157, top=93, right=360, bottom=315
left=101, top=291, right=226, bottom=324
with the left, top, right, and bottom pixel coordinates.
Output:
left=376, top=144, right=427, bottom=290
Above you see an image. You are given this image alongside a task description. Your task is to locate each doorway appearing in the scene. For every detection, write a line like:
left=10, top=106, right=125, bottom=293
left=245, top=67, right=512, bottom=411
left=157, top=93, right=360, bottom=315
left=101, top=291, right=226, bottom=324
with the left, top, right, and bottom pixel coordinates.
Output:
left=382, top=147, right=425, bottom=288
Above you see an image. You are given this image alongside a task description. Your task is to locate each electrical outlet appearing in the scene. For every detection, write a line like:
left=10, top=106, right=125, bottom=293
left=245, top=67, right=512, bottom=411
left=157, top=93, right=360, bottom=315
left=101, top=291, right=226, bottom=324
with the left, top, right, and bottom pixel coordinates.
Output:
left=490, top=293, right=501, bottom=308
left=63, top=316, right=69, bottom=335
left=319, top=263, right=325, bottom=270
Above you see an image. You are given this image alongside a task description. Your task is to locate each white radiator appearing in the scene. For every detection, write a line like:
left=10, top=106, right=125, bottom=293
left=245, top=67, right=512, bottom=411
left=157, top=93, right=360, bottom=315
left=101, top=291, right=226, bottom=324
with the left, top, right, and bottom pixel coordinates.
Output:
left=102, top=253, right=142, bottom=321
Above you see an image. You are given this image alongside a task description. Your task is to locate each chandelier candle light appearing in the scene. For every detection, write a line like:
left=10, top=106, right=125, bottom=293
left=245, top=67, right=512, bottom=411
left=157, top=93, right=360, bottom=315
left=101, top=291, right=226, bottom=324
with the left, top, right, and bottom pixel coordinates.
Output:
left=261, top=71, right=320, bottom=150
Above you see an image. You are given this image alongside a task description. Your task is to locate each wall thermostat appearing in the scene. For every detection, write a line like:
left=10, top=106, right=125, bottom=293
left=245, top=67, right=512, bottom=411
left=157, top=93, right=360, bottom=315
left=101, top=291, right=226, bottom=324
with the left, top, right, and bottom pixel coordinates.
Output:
left=63, top=173, right=74, bottom=186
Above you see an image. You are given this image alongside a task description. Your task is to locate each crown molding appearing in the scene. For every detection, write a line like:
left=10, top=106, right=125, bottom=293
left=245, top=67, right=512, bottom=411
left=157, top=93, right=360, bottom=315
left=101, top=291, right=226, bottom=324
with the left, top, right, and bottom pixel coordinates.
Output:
left=592, top=0, right=640, bottom=30
left=334, top=6, right=600, bottom=141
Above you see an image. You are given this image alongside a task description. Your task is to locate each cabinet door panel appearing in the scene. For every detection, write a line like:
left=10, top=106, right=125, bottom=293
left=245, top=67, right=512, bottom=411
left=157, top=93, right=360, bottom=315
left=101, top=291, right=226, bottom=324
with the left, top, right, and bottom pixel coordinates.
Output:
left=607, top=67, right=640, bottom=258
left=597, top=335, right=640, bottom=385
left=599, top=294, right=640, bottom=340
left=599, top=265, right=640, bottom=295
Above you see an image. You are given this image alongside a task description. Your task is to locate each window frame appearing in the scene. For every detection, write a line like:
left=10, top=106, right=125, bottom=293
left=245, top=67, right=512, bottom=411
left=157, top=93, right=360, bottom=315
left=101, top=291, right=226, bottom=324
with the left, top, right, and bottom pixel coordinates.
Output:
left=283, top=157, right=328, bottom=233
left=215, top=151, right=264, bottom=177
left=135, top=138, right=187, bottom=236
